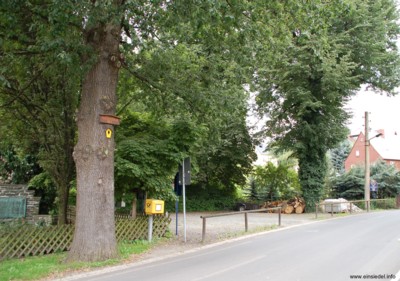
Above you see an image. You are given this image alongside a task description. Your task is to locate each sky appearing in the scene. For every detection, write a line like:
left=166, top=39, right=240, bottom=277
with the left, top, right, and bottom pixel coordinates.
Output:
left=345, top=86, right=400, bottom=136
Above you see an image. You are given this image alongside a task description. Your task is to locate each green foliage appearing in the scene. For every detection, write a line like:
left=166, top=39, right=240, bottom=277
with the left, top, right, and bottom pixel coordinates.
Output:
left=166, top=197, right=238, bottom=212
left=165, top=183, right=239, bottom=211
left=116, top=15, right=257, bottom=196
left=243, top=177, right=261, bottom=202
left=332, top=161, right=400, bottom=200
left=194, top=119, right=257, bottom=190
left=248, top=161, right=301, bottom=202
left=0, top=0, right=82, bottom=223
left=0, top=148, right=41, bottom=184
left=1, top=0, right=266, bottom=261
left=331, top=166, right=366, bottom=200
left=254, top=0, right=400, bottom=210
left=115, top=111, right=200, bottom=199
left=328, top=140, right=352, bottom=176
left=370, top=161, right=400, bottom=198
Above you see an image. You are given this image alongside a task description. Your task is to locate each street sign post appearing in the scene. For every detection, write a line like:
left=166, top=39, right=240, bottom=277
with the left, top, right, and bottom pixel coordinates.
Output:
left=178, top=157, right=190, bottom=242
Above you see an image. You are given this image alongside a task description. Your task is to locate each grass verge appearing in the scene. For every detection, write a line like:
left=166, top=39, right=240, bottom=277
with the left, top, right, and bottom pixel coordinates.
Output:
left=0, top=240, right=154, bottom=281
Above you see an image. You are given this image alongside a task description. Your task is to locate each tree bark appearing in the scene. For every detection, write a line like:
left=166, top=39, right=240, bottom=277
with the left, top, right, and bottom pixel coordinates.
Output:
left=131, top=191, right=137, bottom=219
left=67, top=23, right=121, bottom=262
left=57, top=183, right=69, bottom=225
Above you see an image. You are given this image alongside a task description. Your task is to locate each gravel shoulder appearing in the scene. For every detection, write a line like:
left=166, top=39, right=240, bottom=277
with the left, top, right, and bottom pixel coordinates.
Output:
left=136, top=211, right=328, bottom=262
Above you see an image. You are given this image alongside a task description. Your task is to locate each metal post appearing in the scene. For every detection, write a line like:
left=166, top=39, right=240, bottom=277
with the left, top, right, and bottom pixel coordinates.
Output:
left=350, top=202, right=352, bottom=214
left=202, top=217, right=206, bottom=242
left=331, top=203, right=333, bottom=217
left=244, top=212, right=248, bottom=232
left=175, top=199, right=179, bottom=236
left=148, top=215, right=153, bottom=242
left=315, top=204, right=318, bottom=219
left=182, top=159, right=187, bottom=243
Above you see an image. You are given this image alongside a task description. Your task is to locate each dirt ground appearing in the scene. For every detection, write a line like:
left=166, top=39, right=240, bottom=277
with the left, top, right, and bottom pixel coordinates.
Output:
left=136, top=211, right=325, bottom=262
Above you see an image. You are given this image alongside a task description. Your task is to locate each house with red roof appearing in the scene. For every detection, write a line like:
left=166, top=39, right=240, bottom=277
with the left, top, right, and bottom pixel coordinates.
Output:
left=344, top=130, right=400, bottom=171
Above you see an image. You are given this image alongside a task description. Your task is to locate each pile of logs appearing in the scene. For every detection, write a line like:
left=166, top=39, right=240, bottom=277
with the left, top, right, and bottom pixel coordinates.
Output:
left=261, top=197, right=306, bottom=214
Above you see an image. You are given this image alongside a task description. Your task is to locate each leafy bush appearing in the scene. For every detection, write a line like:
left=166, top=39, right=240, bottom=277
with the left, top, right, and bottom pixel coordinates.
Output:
left=331, top=161, right=400, bottom=200
left=246, top=161, right=301, bottom=202
left=0, top=148, right=41, bottom=184
left=115, top=111, right=198, bottom=199
left=165, top=197, right=238, bottom=212
left=165, top=183, right=240, bottom=211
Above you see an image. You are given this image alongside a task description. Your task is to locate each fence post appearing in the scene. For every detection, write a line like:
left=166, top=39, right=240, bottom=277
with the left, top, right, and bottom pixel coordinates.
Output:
left=315, top=203, right=318, bottom=219
left=278, top=207, right=281, bottom=226
left=244, top=212, right=248, bottom=232
left=350, top=202, right=352, bottom=214
left=202, top=217, right=206, bottom=242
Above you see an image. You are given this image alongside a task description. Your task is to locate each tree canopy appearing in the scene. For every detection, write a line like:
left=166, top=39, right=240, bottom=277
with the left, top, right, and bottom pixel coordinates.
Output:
left=0, top=0, right=262, bottom=261
left=1, top=0, right=400, bottom=262
left=332, top=161, right=400, bottom=200
left=0, top=0, right=80, bottom=223
left=254, top=0, right=400, bottom=210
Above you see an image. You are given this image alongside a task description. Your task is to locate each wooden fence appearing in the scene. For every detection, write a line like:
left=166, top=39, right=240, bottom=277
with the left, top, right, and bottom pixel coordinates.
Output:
left=200, top=207, right=282, bottom=242
left=0, top=215, right=171, bottom=260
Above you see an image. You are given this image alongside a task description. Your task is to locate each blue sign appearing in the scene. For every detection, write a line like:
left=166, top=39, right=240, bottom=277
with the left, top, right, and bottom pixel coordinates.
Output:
left=370, top=180, right=378, bottom=192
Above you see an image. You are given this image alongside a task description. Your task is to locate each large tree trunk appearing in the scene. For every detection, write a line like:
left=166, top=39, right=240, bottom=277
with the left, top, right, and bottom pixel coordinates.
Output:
left=67, top=23, right=121, bottom=262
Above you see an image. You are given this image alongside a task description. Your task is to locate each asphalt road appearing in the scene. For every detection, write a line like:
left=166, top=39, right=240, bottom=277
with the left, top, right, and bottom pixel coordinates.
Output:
left=65, top=211, right=400, bottom=281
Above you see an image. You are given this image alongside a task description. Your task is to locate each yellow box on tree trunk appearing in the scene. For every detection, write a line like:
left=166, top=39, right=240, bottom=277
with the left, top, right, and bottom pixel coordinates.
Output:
left=145, top=199, right=164, bottom=215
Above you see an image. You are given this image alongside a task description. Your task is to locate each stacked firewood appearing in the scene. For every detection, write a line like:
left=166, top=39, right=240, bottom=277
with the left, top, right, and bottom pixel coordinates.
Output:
left=261, top=197, right=306, bottom=214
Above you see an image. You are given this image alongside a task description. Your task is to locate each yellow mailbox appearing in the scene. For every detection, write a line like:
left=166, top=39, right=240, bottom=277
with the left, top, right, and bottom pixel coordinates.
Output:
left=145, top=199, right=164, bottom=215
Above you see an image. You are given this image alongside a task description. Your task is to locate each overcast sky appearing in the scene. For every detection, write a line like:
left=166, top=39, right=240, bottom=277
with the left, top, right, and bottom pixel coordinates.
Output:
left=345, top=86, right=400, bottom=136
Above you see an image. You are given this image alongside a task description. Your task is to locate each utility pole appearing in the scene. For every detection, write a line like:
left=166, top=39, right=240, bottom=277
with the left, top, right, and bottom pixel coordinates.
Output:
left=364, top=111, right=370, bottom=212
